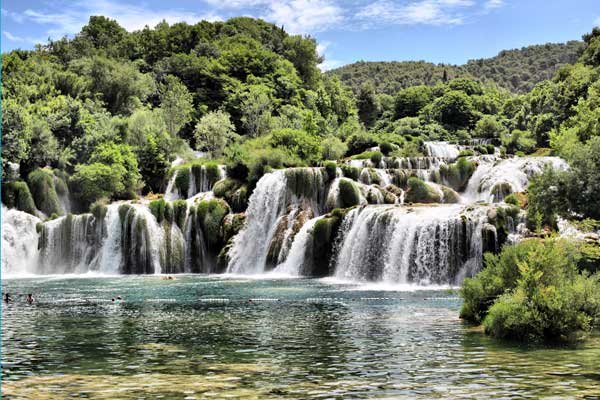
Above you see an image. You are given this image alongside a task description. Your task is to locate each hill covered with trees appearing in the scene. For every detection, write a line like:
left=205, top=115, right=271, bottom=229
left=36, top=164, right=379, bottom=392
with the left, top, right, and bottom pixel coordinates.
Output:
left=328, top=41, right=584, bottom=94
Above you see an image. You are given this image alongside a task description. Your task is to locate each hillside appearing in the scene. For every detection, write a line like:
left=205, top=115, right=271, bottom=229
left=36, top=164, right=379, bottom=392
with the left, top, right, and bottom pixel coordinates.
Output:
left=328, top=41, right=584, bottom=94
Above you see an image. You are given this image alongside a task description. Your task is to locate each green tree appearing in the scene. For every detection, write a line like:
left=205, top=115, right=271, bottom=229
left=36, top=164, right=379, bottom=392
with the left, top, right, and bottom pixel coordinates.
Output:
left=427, top=90, right=476, bottom=129
left=321, top=135, right=348, bottom=160
left=159, top=75, right=194, bottom=136
left=240, top=86, right=274, bottom=137
left=474, top=115, right=507, bottom=139
left=357, top=81, right=379, bottom=128
left=394, top=85, right=433, bottom=119
left=194, top=110, right=238, bottom=158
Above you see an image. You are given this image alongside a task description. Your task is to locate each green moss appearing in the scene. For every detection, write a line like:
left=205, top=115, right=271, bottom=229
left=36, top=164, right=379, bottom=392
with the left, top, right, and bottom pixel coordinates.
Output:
left=118, top=204, right=133, bottom=223
left=504, top=193, right=519, bottom=206
left=458, top=149, right=474, bottom=157
left=223, top=213, right=246, bottom=243
left=440, top=157, right=477, bottom=192
left=285, top=168, right=325, bottom=199
left=2, top=181, right=37, bottom=215
left=338, top=178, right=361, bottom=208
left=340, top=165, right=360, bottom=180
left=172, top=200, right=188, bottom=229
left=440, top=186, right=460, bottom=203
left=90, top=198, right=109, bottom=221
left=405, top=177, right=441, bottom=203
left=149, top=199, right=168, bottom=223
left=27, top=168, right=63, bottom=216
left=196, top=198, right=230, bottom=249
left=324, top=161, right=337, bottom=181
left=174, top=168, right=191, bottom=197
left=379, top=142, right=394, bottom=155
left=213, top=178, right=248, bottom=213
left=204, top=162, right=221, bottom=185
left=370, top=151, right=383, bottom=166
left=311, top=211, right=346, bottom=276
left=491, top=182, right=513, bottom=202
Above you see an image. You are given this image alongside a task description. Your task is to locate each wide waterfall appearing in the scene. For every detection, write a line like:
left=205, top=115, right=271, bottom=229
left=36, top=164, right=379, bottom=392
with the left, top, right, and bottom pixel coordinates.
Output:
left=1, top=143, right=569, bottom=284
left=332, top=205, right=486, bottom=284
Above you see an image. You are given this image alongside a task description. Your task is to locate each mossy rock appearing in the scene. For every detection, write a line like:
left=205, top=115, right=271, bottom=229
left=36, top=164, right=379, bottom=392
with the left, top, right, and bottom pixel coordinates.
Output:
left=90, top=198, right=109, bottom=221
left=2, top=181, right=37, bottom=215
left=118, top=204, right=134, bottom=223
left=491, top=182, right=513, bottom=202
left=196, top=198, right=230, bottom=249
left=439, top=157, right=477, bottom=192
left=405, top=177, right=441, bottom=204
left=324, top=161, right=337, bottom=181
left=174, top=168, right=191, bottom=197
left=149, top=199, right=169, bottom=224
left=285, top=168, right=326, bottom=199
left=310, top=210, right=348, bottom=276
left=213, top=178, right=248, bottom=213
left=441, top=186, right=460, bottom=204
left=222, top=213, right=246, bottom=243
left=27, top=168, right=63, bottom=216
left=340, top=165, right=360, bottom=181
left=172, top=200, right=188, bottom=229
left=338, top=178, right=361, bottom=208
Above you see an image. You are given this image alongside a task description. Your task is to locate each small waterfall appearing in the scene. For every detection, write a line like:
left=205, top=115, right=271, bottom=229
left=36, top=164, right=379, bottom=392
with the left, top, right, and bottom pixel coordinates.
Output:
left=119, top=204, right=164, bottom=274
left=226, top=170, right=289, bottom=274
left=164, top=164, right=226, bottom=200
left=38, top=214, right=100, bottom=274
left=333, top=205, right=487, bottom=285
left=424, top=141, right=460, bottom=159
left=273, top=216, right=321, bottom=276
left=97, top=204, right=122, bottom=274
left=1, top=207, right=41, bottom=276
left=463, top=157, right=568, bottom=203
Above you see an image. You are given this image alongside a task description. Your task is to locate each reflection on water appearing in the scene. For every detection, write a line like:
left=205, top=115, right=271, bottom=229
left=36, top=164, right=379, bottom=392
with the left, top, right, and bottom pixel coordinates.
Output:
left=2, top=276, right=600, bottom=399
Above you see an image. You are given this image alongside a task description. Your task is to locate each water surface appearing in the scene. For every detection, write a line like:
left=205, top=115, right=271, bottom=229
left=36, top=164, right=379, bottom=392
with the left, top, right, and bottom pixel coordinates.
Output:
left=2, top=275, right=599, bottom=399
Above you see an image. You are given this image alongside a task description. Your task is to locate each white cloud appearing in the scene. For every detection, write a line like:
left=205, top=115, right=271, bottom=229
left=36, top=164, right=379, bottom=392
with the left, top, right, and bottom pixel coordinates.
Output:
left=594, top=16, right=600, bottom=27
left=484, top=0, right=504, bottom=10
left=318, top=58, right=343, bottom=71
left=356, top=0, right=475, bottom=27
left=265, top=0, right=343, bottom=34
left=4, top=0, right=222, bottom=46
left=3, top=31, right=25, bottom=42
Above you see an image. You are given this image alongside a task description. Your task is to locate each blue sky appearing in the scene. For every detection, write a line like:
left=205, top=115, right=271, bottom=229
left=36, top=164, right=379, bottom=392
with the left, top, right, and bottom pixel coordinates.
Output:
left=2, top=0, right=599, bottom=69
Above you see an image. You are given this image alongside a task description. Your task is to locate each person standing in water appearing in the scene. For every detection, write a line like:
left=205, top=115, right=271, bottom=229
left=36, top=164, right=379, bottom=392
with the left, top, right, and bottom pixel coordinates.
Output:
left=26, top=294, right=34, bottom=304
left=3, top=293, right=11, bottom=303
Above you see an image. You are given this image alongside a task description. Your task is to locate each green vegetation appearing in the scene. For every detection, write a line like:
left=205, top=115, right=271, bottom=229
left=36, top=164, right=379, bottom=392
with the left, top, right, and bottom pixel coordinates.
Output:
left=461, top=239, right=600, bottom=343
left=27, top=169, right=63, bottom=216
left=2, top=181, right=37, bottom=215
left=405, top=177, right=441, bottom=203
left=337, top=179, right=361, bottom=208
left=195, top=199, right=230, bottom=249
left=329, top=42, right=583, bottom=95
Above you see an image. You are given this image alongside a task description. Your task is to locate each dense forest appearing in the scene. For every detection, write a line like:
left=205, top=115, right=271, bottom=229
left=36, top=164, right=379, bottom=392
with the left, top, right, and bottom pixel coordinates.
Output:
left=329, top=41, right=584, bottom=94
left=3, top=17, right=600, bottom=343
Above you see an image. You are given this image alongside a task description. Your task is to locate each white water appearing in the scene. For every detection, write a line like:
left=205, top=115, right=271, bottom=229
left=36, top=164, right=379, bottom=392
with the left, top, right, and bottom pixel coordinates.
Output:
left=97, top=204, right=123, bottom=274
left=424, top=141, right=460, bottom=159
left=227, top=170, right=289, bottom=274
left=333, top=205, right=486, bottom=285
left=1, top=207, right=41, bottom=276
left=273, top=217, right=320, bottom=276
left=463, top=156, right=568, bottom=202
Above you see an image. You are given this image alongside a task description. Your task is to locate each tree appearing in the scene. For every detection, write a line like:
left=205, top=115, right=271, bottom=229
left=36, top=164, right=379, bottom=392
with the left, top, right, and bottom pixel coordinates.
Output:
left=194, top=111, right=238, bottom=158
left=240, top=86, right=274, bottom=137
left=357, top=81, right=379, bottom=128
left=270, top=128, right=321, bottom=164
left=474, top=115, right=507, bottom=139
left=394, top=85, right=433, bottom=119
left=159, top=75, right=194, bottom=136
left=321, top=135, right=348, bottom=160
left=427, top=90, right=476, bottom=129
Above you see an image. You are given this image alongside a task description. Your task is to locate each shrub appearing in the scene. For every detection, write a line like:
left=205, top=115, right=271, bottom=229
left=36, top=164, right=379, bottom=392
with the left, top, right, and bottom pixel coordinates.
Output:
left=462, top=238, right=600, bottom=343
left=90, top=198, right=109, bottom=220
left=172, top=200, right=188, bottom=229
left=439, top=157, right=476, bottom=192
left=370, top=151, right=383, bottom=166
left=379, top=142, right=394, bottom=155
left=504, top=193, right=519, bottom=206
left=340, top=165, right=360, bottom=181
left=27, top=169, right=63, bottom=216
left=213, top=178, right=248, bottom=213
left=346, top=133, right=378, bottom=156
left=2, top=181, right=37, bottom=215
left=149, top=199, right=168, bottom=223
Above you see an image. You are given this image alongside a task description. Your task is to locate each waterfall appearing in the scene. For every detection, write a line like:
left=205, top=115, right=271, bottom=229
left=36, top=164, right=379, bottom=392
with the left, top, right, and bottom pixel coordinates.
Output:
left=97, top=204, right=122, bottom=274
left=164, top=165, right=226, bottom=200
left=1, top=207, right=41, bottom=276
left=424, top=141, right=460, bottom=159
left=273, top=216, right=321, bottom=276
left=463, top=156, right=568, bottom=202
left=333, top=205, right=486, bottom=285
left=226, top=170, right=289, bottom=274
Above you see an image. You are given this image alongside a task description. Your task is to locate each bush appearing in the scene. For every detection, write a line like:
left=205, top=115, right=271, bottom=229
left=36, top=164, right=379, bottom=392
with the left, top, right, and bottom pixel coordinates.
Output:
left=196, top=199, right=230, bottom=248
left=27, top=169, right=63, bottom=216
left=346, top=133, right=377, bottom=156
left=213, top=178, right=248, bottom=213
left=439, top=157, right=476, bottom=192
left=504, top=193, right=519, bottom=206
left=270, top=128, right=321, bottom=164
left=340, top=165, right=360, bottom=181
left=90, top=198, right=109, bottom=220
left=370, top=151, right=383, bottom=166
left=379, top=142, right=394, bottom=155
left=149, top=199, right=168, bottom=224
left=2, top=181, right=37, bottom=215
left=174, top=168, right=191, bottom=196
left=462, top=238, right=600, bottom=343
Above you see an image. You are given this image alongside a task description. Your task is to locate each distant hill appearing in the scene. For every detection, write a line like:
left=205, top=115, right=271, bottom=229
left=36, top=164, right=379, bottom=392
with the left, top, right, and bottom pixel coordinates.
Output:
left=328, top=41, right=584, bottom=94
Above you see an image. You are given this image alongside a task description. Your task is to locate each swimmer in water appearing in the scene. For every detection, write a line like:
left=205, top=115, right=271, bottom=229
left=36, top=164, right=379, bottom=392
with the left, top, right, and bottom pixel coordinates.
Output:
left=3, top=293, right=11, bottom=303
left=26, top=294, right=34, bottom=304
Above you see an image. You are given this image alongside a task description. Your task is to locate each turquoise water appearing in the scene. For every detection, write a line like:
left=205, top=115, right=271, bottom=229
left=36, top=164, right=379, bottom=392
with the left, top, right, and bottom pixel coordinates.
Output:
left=2, top=275, right=600, bottom=399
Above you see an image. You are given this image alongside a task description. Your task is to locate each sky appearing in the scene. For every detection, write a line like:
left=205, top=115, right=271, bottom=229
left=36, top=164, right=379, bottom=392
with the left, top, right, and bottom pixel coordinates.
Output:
left=2, top=0, right=599, bottom=70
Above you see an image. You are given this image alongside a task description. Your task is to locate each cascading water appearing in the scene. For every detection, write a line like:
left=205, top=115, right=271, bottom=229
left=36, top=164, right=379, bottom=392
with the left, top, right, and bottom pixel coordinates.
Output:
left=424, top=141, right=460, bottom=159
left=463, top=156, right=568, bottom=202
left=1, top=207, right=41, bottom=276
left=333, top=205, right=486, bottom=285
left=273, top=216, right=321, bottom=276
